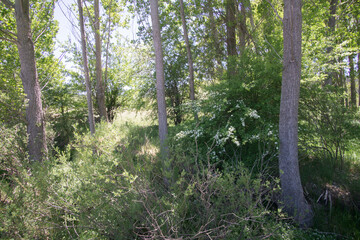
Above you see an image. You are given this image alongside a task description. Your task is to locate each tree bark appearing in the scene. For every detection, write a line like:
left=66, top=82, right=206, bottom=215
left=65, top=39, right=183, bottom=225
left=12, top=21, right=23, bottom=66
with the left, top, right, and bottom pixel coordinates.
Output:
left=349, top=55, right=356, bottom=108
left=279, top=0, right=312, bottom=227
left=94, top=0, right=108, bottom=121
left=341, top=68, right=349, bottom=107
left=179, top=0, right=195, bottom=101
left=104, top=0, right=113, bottom=120
left=77, top=0, right=95, bottom=135
left=15, top=0, right=47, bottom=162
left=237, top=0, right=247, bottom=54
left=226, top=0, right=237, bottom=76
left=358, top=53, right=360, bottom=107
left=324, top=0, right=338, bottom=86
left=150, top=0, right=168, bottom=160
left=207, top=0, right=223, bottom=73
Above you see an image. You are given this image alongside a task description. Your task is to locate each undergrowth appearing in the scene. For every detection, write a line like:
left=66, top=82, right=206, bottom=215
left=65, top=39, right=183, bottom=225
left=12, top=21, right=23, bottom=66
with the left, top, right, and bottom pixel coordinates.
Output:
left=0, top=111, right=356, bottom=239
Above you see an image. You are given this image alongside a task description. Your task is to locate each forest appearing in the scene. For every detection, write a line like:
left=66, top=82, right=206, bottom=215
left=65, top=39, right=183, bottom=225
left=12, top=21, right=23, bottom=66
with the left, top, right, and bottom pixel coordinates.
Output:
left=1, top=0, right=360, bottom=239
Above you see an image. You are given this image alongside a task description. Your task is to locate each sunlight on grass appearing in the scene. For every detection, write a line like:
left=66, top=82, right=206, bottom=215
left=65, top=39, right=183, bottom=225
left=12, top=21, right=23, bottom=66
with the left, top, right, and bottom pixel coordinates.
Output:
left=138, top=137, right=159, bottom=162
left=113, top=110, right=155, bottom=127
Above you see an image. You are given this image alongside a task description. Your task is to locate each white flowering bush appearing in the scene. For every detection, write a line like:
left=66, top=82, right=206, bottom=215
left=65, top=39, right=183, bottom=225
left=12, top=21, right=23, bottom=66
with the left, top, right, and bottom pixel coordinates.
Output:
left=170, top=88, right=278, bottom=171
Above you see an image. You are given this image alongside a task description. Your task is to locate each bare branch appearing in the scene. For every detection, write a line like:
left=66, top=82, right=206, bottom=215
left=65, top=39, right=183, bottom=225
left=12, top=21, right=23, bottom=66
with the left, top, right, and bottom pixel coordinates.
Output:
left=83, top=0, right=96, bottom=34
left=265, top=0, right=283, bottom=23
left=33, top=1, right=55, bottom=43
left=0, top=36, right=17, bottom=44
left=0, top=0, right=14, bottom=9
left=0, top=27, right=16, bottom=38
left=33, top=26, right=47, bottom=43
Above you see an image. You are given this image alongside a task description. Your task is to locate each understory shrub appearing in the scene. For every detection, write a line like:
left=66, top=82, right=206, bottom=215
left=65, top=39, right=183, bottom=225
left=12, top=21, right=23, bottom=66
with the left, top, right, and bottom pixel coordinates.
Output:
left=0, top=112, right=341, bottom=239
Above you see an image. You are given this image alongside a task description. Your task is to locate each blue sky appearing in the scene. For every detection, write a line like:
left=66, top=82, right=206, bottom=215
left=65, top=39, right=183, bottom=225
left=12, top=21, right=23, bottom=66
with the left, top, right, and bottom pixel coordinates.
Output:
left=53, top=0, right=138, bottom=62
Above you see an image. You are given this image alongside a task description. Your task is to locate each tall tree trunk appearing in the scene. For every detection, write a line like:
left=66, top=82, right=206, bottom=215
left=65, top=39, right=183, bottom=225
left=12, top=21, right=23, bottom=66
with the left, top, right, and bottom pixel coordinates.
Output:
left=150, top=0, right=168, bottom=161
left=341, top=68, right=349, bottom=107
left=349, top=55, right=356, bottom=108
left=179, top=0, right=195, bottom=102
left=94, top=0, right=108, bottom=121
left=279, top=0, right=312, bottom=227
left=324, top=0, right=338, bottom=86
left=237, top=0, right=247, bottom=54
left=15, top=0, right=47, bottom=162
left=207, top=0, right=223, bottom=73
left=226, top=0, right=237, bottom=76
left=77, top=0, right=95, bottom=135
left=358, top=53, right=360, bottom=107
left=104, top=0, right=113, bottom=120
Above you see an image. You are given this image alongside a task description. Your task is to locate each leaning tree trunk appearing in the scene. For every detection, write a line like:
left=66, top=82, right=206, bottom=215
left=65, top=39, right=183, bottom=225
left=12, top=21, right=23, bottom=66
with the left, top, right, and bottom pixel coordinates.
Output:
left=150, top=0, right=168, bottom=161
left=279, top=0, right=312, bottom=227
left=15, top=0, right=47, bottom=162
left=94, top=0, right=108, bottom=121
left=77, top=0, right=95, bottom=135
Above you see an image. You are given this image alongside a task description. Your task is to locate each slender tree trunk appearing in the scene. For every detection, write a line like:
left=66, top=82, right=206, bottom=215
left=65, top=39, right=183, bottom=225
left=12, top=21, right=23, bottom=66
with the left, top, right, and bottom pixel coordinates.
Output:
left=94, top=0, right=108, bottom=121
left=104, top=0, right=113, bottom=120
left=324, top=0, right=338, bottom=86
left=179, top=0, right=195, bottom=101
left=15, top=0, right=47, bottom=162
left=150, top=0, right=168, bottom=161
left=349, top=55, right=356, bottom=108
left=279, top=0, right=312, bottom=227
left=246, top=0, right=255, bottom=30
left=237, top=0, right=247, bottom=54
left=358, top=53, right=360, bottom=107
left=244, top=0, right=259, bottom=53
left=341, top=68, right=349, bottom=107
left=207, top=0, right=223, bottom=73
left=226, top=0, right=237, bottom=76
left=77, top=0, right=95, bottom=135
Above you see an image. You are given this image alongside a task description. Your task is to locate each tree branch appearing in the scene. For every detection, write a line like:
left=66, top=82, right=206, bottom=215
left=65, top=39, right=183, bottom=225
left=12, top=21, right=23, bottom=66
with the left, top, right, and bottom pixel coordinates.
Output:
left=0, top=0, right=14, bottom=9
left=0, top=26, right=18, bottom=44
left=33, top=1, right=55, bottom=43
left=265, top=0, right=283, bottom=23
left=33, top=26, right=47, bottom=43
left=83, top=0, right=96, bottom=34
left=0, top=36, right=17, bottom=44
left=0, top=27, right=17, bottom=38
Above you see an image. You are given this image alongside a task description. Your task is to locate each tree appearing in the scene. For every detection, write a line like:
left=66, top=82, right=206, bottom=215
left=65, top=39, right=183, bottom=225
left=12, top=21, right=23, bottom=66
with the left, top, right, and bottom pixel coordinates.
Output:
left=77, top=0, right=95, bottom=135
left=94, top=0, right=108, bottom=121
left=179, top=0, right=195, bottom=102
left=226, top=0, right=237, bottom=76
left=279, top=0, right=312, bottom=227
left=149, top=0, right=168, bottom=160
left=349, top=55, right=356, bottom=108
left=324, top=0, right=338, bottom=86
left=0, top=0, right=47, bottom=162
left=206, top=0, right=223, bottom=74
left=237, top=0, right=248, bottom=54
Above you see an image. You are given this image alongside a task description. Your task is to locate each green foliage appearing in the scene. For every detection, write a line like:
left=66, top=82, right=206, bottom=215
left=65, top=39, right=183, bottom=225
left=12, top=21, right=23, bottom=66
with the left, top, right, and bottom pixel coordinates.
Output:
left=171, top=51, right=281, bottom=172
left=299, top=83, right=359, bottom=168
left=0, top=112, right=331, bottom=239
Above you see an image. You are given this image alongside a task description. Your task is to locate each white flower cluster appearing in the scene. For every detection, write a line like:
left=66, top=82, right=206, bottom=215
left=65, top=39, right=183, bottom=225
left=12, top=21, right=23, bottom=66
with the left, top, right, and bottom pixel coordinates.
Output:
left=235, top=100, right=244, bottom=109
left=248, top=109, right=260, bottom=119
left=175, top=128, right=203, bottom=141
left=213, top=126, right=240, bottom=147
left=240, top=118, right=245, bottom=127
left=213, top=102, right=223, bottom=112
